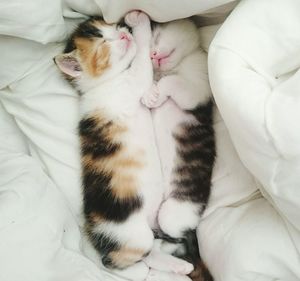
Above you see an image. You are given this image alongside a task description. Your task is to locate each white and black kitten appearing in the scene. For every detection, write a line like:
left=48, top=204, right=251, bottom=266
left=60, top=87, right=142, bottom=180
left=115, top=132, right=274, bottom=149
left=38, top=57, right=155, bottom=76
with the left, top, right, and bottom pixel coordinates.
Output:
left=142, top=19, right=215, bottom=281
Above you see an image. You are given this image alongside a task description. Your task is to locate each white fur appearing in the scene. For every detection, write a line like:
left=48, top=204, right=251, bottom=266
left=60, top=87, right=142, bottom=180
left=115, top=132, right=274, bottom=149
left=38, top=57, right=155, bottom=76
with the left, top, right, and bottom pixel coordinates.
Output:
left=160, top=241, right=186, bottom=257
left=151, top=20, right=200, bottom=72
left=111, top=262, right=150, bottom=281
left=144, top=248, right=194, bottom=275
left=144, top=20, right=212, bottom=240
left=60, top=14, right=211, bottom=278
left=75, top=13, right=195, bottom=279
left=158, top=198, right=202, bottom=238
left=152, top=239, right=185, bottom=256
left=82, top=231, right=150, bottom=281
left=143, top=19, right=211, bottom=110
left=146, top=270, right=192, bottom=281
left=93, top=211, right=154, bottom=252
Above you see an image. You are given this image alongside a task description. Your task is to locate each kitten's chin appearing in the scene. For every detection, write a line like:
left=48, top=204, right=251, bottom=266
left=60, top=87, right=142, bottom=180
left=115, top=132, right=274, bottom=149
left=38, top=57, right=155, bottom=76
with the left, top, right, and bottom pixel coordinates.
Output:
left=153, top=62, right=173, bottom=72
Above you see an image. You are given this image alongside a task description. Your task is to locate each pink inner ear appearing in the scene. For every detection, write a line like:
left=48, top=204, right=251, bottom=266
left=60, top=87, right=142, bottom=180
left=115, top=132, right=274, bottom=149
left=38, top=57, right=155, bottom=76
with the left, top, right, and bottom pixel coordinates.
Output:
left=55, top=55, right=81, bottom=78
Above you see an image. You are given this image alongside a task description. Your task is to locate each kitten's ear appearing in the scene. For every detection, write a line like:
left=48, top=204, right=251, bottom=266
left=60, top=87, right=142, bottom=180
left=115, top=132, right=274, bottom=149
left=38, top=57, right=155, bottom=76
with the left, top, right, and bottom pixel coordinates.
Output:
left=54, top=52, right=82, bottom=78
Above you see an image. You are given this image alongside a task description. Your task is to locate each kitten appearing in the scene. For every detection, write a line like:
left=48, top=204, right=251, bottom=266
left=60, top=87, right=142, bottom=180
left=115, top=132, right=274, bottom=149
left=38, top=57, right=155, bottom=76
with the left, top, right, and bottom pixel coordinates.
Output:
left=142, top=19, right=216, bottom=281
left=54, top=11, right=194, bottom=281
left=55, top=11, right=156, bottom=269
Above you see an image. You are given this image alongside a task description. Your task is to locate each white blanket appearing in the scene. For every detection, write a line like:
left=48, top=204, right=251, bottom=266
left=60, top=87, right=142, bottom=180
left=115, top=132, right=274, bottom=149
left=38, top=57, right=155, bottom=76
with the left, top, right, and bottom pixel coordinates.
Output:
left=207, top=0, right=300, bottom=280
left=0, top=0, right=299, bottom=281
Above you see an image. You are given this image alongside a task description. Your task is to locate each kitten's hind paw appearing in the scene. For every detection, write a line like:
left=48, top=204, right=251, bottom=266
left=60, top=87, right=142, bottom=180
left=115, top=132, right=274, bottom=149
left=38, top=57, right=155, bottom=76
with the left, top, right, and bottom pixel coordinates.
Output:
left=147, top=270, right=192, bottom=281
left=125, top=11, right=149, bottom=27
left=144, top=248, right=194, bottom=275
left=141, top=84, right=168, bottom=109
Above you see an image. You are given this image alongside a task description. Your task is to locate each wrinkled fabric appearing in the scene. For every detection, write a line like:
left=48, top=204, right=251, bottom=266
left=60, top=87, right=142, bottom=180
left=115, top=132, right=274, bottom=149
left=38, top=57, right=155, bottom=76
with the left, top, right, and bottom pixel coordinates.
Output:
left=1, top=0, right=299, bottom=280
left=208, top=0, right=300, bottom=279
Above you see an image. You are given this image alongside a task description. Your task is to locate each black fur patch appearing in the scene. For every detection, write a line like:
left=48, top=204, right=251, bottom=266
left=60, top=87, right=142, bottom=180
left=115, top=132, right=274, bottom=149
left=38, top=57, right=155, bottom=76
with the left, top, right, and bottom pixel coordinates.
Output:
left=171, top=99, right=215, bottom=207
left=79, top=117, right=121, bottom=158
left=83, top=169, right=142, bottom=222
left=182, top=229, right=200, bottom=264
left=161, top=99, right=215, bottom=280
left=175, top=230, right=214, bottom=281
left=117, top=18, right=132, bottom=34
left=80, top=116, right=142, bottom=223
left=188, top=100, right=214, bottom=124
left=64, top=16, right=104, bottom=53
left=153, top=229, right=184, bottom=244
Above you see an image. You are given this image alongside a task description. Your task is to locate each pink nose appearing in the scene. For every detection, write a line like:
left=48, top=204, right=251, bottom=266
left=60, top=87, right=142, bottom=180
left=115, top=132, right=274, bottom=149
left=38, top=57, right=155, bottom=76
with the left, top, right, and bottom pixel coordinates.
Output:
left=151, top=51, right=157, bottom=59
left=120, top=32, right=129, bottom=41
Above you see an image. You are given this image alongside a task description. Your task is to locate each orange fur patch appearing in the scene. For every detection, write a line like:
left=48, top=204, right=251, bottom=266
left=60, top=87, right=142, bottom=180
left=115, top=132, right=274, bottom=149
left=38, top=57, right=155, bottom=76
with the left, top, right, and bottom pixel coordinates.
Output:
left=82, top=153, right=143, bottom=199
left=81, top=112, right=144, bottom=200
left=75, top=37, right=110, bottom=77
left=106, top=123, right=127, bottom=140
left=110, top=173, right=138, bottom=199
left=108, top=247, right=145, bottom=268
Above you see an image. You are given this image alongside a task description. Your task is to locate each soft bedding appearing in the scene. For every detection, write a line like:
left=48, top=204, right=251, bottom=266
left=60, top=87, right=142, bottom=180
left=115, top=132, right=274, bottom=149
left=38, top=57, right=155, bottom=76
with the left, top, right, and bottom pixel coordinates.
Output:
left=207, top=0, right=300, bottom=279
left=0, top=1, right=299, bottom=281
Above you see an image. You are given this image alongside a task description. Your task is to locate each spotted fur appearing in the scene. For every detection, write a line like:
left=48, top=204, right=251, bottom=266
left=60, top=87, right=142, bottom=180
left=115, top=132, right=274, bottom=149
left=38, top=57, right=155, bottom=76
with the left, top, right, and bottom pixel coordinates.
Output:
left=79, top=112, right=149, bottom=268
left=55, top=13, right=155, bottom=270
left=79, top=113, right=143, bottom=223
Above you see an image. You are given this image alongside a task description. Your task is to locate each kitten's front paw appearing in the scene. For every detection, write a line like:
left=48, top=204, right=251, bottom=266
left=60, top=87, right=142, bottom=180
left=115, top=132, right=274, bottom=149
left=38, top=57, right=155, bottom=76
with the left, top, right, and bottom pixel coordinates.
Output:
left=141, top=84, right=168, bottom=109
left=125, top=11, right=150, bottom=27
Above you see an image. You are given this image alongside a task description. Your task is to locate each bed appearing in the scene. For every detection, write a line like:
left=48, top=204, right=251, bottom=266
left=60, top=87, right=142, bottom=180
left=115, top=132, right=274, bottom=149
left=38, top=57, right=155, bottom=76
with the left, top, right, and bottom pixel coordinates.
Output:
left=0, top=0, right=299, bottom=280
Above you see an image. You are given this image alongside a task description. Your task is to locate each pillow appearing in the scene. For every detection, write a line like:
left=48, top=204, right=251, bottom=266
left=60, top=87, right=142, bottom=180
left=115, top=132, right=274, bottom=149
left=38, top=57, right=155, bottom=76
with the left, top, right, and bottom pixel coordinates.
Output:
left=209, top=0, right=300, bottom=259
left=94, top=0, right=237, bottom=23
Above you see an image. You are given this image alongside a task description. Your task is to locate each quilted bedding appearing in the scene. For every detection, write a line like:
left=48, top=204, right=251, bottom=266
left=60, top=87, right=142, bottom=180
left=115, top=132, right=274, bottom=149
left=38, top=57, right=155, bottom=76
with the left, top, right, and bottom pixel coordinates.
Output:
left=0, top=0, right=299, bottom=281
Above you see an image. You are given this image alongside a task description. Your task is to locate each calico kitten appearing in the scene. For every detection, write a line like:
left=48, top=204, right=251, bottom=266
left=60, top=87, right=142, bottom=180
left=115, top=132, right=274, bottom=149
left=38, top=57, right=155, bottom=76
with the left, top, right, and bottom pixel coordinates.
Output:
left=55, top=11, right=155, bottom=270
left=142, top=19, right=216, bottom=281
